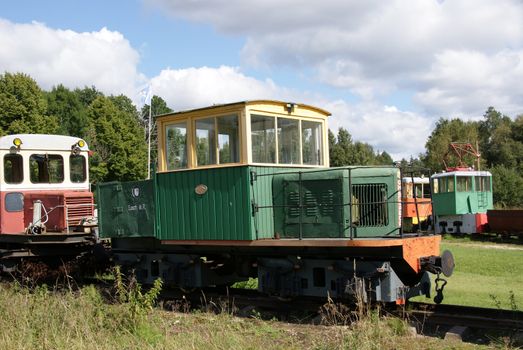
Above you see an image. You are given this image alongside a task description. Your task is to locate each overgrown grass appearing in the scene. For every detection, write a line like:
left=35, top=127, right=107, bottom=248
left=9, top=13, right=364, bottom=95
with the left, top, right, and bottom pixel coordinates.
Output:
left=1, top=240, right=518, bottom=349
left=0, top=281, right=483, bottom=350
left=414, top=237, right=523, bottom=309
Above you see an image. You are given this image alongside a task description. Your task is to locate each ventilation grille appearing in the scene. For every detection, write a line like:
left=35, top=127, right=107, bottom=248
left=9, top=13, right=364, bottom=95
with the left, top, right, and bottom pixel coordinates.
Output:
left=351, top=184, right=388, bottom=227
left=64, top=194, right=94, bottom=226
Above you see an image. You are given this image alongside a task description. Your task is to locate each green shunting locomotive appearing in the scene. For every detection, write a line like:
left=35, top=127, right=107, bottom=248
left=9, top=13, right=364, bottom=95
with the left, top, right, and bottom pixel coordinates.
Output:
left=97, top=100, right=453, bottom=304
left=430, top=143, right=494, bottom=234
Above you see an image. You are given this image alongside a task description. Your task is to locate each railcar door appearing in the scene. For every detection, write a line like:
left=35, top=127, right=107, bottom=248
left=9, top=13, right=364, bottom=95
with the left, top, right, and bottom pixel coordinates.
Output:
left=0, top=153, right=26, bottom=234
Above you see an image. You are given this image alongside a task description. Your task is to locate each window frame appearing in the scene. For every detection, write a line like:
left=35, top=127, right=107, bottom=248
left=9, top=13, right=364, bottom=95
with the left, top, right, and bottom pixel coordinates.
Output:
left=301, top=119, right=323, bottom=166
left=5, top=192, right=24, bottom=212
left=249, top=112, right=325, bottom=167
left=69, top=154, right=87, bottom=183
left=3, top=153, right=24, bottom=184
left=193, top=113, right=241, bottom=168
left=164, top=120, right=189, bottom=171
left=456, top=176, right=472, bottom=192
left=29, top=153, right=64, bottom=184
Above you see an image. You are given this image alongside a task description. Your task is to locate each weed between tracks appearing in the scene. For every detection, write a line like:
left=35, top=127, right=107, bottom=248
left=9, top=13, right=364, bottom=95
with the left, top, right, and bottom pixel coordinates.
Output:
left=0, top=278, right=485, bottom=350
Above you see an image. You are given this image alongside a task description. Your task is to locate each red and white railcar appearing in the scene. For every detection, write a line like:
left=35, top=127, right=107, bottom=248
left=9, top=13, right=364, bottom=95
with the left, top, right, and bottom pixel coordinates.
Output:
left=0, top=134, right=96, bottom=266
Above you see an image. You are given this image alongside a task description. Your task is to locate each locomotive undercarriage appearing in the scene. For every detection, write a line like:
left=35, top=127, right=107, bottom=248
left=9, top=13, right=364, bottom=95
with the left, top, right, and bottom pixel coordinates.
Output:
left=111, top=238, right=439, bottom=304
left=0, top=233, right=98, bottom=273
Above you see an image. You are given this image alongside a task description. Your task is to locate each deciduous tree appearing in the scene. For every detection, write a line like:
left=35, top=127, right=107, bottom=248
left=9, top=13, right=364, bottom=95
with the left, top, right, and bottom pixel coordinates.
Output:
left=86, top=96, right=147, bottom=183
left=0, top=72, right=58, bottom=135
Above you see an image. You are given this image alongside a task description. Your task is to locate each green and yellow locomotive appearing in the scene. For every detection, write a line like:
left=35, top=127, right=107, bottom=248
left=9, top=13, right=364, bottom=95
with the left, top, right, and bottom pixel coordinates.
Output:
left=98, top=100, right=453, bottom=304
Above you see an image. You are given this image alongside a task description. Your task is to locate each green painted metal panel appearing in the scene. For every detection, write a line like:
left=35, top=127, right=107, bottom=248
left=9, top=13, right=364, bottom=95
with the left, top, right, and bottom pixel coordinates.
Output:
left=272, top=170, right=345, bottom=238
left=434, top=191, right=493, bottom=215
left=98, top=164, right=402, bottom=241
left=247, top=166, right=311, bottom=239
left=155, top=166, right=252, bottom=240
left=432, top=192, right=456, bottom=215
left=97, top=180, right=155, bottom=238
left=260, top=166, right=401, bottom=239
left=433, top=188, right=493, bottom=216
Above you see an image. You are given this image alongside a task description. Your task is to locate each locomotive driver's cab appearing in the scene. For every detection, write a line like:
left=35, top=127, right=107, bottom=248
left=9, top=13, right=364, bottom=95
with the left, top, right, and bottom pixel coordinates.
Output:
left=157, top=100, right=330, bottom=172
left=0, top=134, right=93, bottom=235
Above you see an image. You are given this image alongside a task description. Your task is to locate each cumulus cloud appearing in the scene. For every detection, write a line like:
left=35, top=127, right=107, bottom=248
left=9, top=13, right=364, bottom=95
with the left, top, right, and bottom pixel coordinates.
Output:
left=149, top=66, right=428, bottom=159
left=415, top=49, right=523, bottom=117
left=6, top=5, right=515, bottom=159
left=324, top=100, right=431, bottom=159
left=150, top=66, right=287, bottom=110
left=146, top=0, right=523, bottom=116
left=0, top=19, right=144, bottom=96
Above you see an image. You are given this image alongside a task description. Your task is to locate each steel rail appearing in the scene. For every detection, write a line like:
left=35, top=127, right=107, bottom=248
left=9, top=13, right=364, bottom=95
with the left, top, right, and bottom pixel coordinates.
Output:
left=405, top=301, right=523, bottom=330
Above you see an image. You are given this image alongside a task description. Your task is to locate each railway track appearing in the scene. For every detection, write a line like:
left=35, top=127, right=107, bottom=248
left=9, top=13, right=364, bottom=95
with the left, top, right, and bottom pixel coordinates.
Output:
left=159, top=287, right=523, bottom=345
left=159, top=287, right=523, bottom=332
left=406, top=302, right=523, bottom=331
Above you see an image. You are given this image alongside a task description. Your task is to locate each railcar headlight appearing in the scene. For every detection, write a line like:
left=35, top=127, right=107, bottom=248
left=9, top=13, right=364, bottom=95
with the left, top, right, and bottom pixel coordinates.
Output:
left=77, top=140, right=85, bottom=148
left=13, top=138, right=22, bottom=147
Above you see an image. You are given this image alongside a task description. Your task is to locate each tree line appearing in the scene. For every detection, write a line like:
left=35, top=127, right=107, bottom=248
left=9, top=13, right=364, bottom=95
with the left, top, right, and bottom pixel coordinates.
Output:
left=0, top=72, right=171, bottom=183
left=1, top=72, right=522, bottom=207
left=329, top=107, right=523, bottom=208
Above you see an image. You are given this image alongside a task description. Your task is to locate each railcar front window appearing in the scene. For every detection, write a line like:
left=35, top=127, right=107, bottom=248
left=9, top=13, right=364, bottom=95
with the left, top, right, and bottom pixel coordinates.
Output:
left=447, top=177, right=455, bottom=192
left=166, top=122, right=188, bottom=170
left=438, top=178, right=447, bottom=193
left=217, top=114, right=239, bottom=164
left=196, top=117, right=217, bottom=166
left=302, top=121, right=323, bottom=165
left=423, top=183, right=431, bottom=198
left=70, top=155, right=87, bottom=183
left=456, top=176, right=472, bottom=192
left=30, top=154, right=64, bottom=183
left=485, top=176, right=492, bottom=192
left=475, top=176, right=492, bottom=192
left=278, top=118, right=300, bottom=164
left=415, top=184, right=423, bottom=198
left=251, top=115, right=276, bottom=163
left=432, top=179, right=438, bottom=194
left=4, top=154, right=23, bottom=184
left=403, top=183, right=413, bottom=198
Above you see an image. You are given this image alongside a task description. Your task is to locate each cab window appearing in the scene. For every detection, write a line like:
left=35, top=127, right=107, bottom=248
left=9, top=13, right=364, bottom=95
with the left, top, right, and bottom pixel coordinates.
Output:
left=70, top=155, right=87, bottom=183
left=302, top=120, right=323, bottom=165
left=4, top=154, right=23, bottom=184
left=447, top=177, right=455, bottom=192
left=278, top=118, right=300, bottom=164
left=415, top=184, right=423, bottom=198
left=456, top=176, right=472, bottom=192
left=438, top=178, right=447, bottom=193
left=196, top=117, right=216, bottom=166
left=403, top=183, right=413, bottom=197
left=165, top=122, right=188, bottom=170
left=423, top=183, right=431, bottom=198
left=195, top=114, right=239, bottom=166
left=251, top=115, right=276, bottom=163
left=218, top=115, right=240, bottom=164
left=475, top=176, right=492, bottom=192
left=30, top=154, right=64, bottom=183
left=251, top=115, right=324, bottom=166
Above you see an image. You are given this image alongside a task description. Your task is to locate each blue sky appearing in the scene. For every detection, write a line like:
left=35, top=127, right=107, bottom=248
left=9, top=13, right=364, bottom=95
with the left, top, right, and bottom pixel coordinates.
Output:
left=2, top=0, right=244, bottom=75
left=1, top=0, right=522, bottom=159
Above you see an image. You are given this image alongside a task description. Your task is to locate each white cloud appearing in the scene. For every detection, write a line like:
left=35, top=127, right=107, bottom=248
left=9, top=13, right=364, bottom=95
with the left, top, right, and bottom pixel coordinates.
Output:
left=149, top=66, right=312, bottom=110
left=4, top=10, right=510, bottom=159
left=149, top=65, right=428, bottom=159
left=324, top=100, right=431, bottom=159
left=415, top=49, right=523, bottom=117
left=0, top=19, right=144, bottom=96
left=147, top=0, right=523, bottom=117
